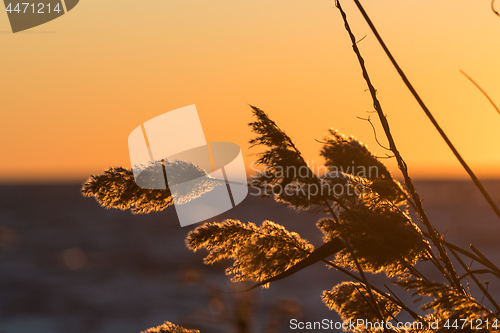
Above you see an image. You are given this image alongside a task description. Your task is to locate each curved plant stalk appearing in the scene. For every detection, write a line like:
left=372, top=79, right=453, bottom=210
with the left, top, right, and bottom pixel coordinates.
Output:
left=493, top=0, right=500, bottom=17
left=350, top=0, right=500, bottom=221
left=460, top=70, right=500, bottom=116
left=425, top=234, right=500, bottom=275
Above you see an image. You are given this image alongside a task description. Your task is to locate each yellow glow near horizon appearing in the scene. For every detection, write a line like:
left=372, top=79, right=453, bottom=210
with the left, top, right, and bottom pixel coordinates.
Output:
left=1, top=0, right=499, bottom=182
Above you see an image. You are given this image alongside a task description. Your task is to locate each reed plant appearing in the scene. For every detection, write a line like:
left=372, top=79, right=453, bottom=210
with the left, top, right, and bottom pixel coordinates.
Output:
left=82, top=2, right=500, bottom=332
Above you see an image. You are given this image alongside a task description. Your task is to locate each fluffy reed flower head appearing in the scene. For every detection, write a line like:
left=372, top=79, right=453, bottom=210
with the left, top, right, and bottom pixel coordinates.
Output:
left=317, top=201, right=429, bottom=277
left=397, top=279, right=499, bottom=333
left=186, top=219, right=313, bottom=286
left=321, top=129, right=407, bottom=204
left=141, top=321, right=199, bottom=333
left=82, top=160, right=221, bottom=213
left=248, top=106, right=317, bottom=198
left=82, top=166, right=173, bottom=214
left=322, top=281, right=401, bottom=323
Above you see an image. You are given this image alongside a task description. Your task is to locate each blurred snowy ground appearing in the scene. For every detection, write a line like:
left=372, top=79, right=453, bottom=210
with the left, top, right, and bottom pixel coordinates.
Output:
left=0, top=180, right=499, bottom=333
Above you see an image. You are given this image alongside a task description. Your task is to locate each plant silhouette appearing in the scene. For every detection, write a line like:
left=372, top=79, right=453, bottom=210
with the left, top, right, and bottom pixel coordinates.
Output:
left=83, top=105, right=500, bottom=332
left=82, top=2, right=500, bottom=332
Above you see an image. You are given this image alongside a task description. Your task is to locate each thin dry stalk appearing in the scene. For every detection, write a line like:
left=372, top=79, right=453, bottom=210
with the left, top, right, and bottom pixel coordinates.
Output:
left=493, top=0, right=500, bottom=17
left=350, top=0, right=500, bottom=221
left=460, top=70, right=500, bottom=116
left=449, top=247, right=500, bottom=313
left=334, top=0, right=464, bottom=294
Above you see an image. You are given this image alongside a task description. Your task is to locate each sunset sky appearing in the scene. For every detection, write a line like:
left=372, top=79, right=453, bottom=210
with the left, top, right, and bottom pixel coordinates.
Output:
left=1, top=0, right=499, bottom=182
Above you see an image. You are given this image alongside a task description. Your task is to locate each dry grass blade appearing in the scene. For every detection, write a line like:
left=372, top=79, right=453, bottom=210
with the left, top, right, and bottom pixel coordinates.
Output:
left=460, top=69, right=500, bottom=116
left=493, top=0, right=500, bottom=17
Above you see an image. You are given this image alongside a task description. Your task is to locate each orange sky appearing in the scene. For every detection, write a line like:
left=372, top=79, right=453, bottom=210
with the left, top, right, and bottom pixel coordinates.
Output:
left=1, top=0, right=500, bottom=183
